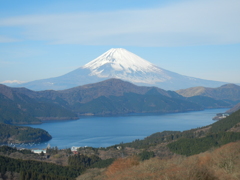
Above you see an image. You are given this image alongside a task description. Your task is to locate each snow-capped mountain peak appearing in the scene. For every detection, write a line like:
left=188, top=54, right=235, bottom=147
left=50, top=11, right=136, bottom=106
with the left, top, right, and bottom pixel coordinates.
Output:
left=83, top=48, right=161, bottom=74
left=82, top=48, right=168, bottom=83
left=14, top=48, right=227, bottom=91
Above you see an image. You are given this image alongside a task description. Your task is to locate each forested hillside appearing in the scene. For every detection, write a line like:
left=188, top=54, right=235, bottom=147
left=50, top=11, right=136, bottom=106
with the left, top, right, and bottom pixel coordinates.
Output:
left=109, top=109, right=240, bottom=155
left=0, top=123, right=52, bottom=144
left=0, top=109, right=240, bottom=180
left=226, top=102, right=240, bottom=114
left=77, top=109, right=240, bottom=179
left=0, top=84, right=78, bottom=124
left=1, top=79, right=236, bottom=120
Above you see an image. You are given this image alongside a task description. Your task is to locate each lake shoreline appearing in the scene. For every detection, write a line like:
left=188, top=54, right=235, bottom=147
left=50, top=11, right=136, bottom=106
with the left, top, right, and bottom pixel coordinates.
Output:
left=19, top=108, right=228, bottom=150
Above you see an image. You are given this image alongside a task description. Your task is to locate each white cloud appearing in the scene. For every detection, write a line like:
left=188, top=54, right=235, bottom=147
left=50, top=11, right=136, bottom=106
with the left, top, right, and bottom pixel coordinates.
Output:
left=0, top=0, right=239, bottom=46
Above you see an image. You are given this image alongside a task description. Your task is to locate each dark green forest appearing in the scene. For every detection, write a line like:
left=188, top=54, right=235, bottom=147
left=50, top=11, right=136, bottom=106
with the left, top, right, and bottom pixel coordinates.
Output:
left=0, top=155, right=78, bottom=180
left=0, top=123, right=52, bottom=144
left=167, top=109, right=240, bottom=156
left=168, top=132, right=240, bottom=156
left=0, top=86, right=78, bottom=125
left=0, top=146, right=116, bottom=180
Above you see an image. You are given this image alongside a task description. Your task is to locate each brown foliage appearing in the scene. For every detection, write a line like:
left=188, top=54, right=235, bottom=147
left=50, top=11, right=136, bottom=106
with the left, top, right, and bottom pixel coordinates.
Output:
left=105, top=156, right=139, bottom=178
left=76, top=168, right=106, bottom=180
left=79, top=141, right=240, bottom=180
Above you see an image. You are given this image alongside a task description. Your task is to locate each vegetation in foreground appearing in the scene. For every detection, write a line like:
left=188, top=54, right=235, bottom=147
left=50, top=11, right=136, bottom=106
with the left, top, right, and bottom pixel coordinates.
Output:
left=80, top=141, right=240, bottom=180
left=0, top=108, right=240, bottom=180
left=0, top=146, right=115, bottom=180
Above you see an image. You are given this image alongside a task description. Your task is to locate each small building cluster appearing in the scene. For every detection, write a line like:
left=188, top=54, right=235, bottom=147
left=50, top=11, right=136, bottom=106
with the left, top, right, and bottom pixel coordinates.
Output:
left=71, top=146, right=81, bottom=154
left=213, top=113, right=229, bottom=120
left=217, top=113, right=229, bottom=119
left=31, top=143, right=50, bottom=154
left=32, top=149, right=46, bottom=154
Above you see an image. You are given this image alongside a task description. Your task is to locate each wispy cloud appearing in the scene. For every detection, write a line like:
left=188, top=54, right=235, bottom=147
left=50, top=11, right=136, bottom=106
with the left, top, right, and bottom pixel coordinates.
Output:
left=0, top=0, right=239, bottom=46
left=0, top=35, right=19, bottom=43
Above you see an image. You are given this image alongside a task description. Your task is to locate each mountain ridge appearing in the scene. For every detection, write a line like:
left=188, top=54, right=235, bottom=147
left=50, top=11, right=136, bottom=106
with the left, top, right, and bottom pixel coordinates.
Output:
left=0, top=84, right=78, bottom=124
left=13, top=78, right=177, bottom=105
left=10, top=48, right=227, bottom=91
left=176, top=83, right=240, bottom=101
left=1, top=78, right=236, bottom=122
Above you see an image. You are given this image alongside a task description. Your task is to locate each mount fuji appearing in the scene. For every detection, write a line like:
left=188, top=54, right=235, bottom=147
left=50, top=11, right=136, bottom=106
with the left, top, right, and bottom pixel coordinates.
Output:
left=16, top=48, right=227, bottom=91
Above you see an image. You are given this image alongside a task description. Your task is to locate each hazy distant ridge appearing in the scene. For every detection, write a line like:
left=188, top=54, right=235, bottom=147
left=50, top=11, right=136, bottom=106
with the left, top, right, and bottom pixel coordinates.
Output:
left=13, top=48, right=227, bottom=91
left=176, top=84, right=240, bottom=101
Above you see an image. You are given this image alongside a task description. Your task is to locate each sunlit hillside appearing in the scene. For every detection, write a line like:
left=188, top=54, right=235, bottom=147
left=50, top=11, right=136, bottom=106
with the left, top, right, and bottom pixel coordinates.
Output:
left=78, top=141, right=240, bottom=180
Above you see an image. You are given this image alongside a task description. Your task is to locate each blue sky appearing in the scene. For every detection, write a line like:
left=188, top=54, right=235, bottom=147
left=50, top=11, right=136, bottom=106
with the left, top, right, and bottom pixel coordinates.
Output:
left=0, top=0, right=240, bottom=84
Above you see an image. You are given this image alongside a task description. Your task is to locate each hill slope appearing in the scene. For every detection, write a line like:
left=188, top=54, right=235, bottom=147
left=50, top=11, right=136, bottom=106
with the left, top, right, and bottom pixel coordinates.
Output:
left=1, top=79, right=235, bottom=120
left=0, top=123, right=52, bottom=144
left=10, top=79, right=204, bottom=115
left=226, top=102, right=240, bottom=114
left=176, top=83, right=240, bottom=101
left=0, top=84, right=78, bottom=124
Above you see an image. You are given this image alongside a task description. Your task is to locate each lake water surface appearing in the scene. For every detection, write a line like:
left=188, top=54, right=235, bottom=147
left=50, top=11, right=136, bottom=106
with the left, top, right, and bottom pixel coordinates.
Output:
left=20, top=108, right=228, bottom=149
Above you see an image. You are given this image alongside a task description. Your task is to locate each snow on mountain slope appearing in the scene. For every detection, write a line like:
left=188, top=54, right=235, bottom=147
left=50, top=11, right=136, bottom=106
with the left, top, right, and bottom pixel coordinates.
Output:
left=82, top=48, right=171, bottom=84
left=12, top=48, right=227, bottom=91
left=83, top=48, right=161, bottom=74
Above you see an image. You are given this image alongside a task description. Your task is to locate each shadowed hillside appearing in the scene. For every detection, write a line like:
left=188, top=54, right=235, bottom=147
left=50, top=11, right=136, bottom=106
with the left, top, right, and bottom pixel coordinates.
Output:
left=0, top=123, right=52, bottom=144
left=3, top=79, right=235, bottom=119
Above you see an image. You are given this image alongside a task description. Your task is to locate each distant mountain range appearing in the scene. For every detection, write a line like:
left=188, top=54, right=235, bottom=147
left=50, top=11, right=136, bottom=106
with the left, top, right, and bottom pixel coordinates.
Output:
left=176, top=84, right=240, bottom=115
left=176, top=84, right=240, bottom=102
left=0, top=79, right=238, bottom=124
left=8, top=48, right=227, bottom=91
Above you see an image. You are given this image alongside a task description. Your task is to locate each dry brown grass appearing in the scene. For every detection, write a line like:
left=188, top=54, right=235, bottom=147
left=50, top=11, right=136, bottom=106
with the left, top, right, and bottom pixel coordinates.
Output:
left=105, top=156, right=140, bottom=178
left=77, top=141, right=240, bottom=180
left=76, top=168, right=106, bottom=180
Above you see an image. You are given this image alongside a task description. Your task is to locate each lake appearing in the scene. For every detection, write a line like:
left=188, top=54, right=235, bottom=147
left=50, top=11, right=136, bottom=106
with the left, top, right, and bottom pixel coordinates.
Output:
left=18, top=108, right=228, bottom=149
